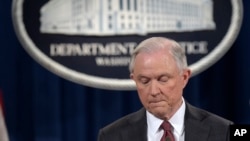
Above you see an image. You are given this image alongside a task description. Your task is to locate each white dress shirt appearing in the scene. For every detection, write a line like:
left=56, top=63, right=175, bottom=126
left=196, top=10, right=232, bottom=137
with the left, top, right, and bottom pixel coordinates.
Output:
left=147, top=98, right=186, bottom=141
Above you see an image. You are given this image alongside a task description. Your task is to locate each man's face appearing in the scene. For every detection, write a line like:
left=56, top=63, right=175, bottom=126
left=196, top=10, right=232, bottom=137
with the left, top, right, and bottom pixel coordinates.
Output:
left=131, top=48, right=190, bottom=119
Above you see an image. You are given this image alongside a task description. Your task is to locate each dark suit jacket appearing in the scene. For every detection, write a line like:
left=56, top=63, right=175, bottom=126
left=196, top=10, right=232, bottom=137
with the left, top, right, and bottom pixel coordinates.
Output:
left=98, top=102, right=233, bottom=141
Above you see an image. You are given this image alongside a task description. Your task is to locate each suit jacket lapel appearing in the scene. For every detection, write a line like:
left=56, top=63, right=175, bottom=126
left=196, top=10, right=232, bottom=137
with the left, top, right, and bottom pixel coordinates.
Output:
left=184, top=103, right=210, bottom=141
left=129, top=104, right=210, bottom=141
left=121, top=108, right=147, bottom=141
left=121, top=103, right=212, bottom=141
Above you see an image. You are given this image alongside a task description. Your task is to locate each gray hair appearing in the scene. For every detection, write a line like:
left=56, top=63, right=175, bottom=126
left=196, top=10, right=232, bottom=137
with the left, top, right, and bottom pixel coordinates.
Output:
left=129, top=37, right=188, bottom=73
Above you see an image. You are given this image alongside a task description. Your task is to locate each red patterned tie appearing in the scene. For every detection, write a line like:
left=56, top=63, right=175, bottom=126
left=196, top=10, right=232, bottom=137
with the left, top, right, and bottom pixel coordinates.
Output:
left=160, top=121, right=175, bottom=141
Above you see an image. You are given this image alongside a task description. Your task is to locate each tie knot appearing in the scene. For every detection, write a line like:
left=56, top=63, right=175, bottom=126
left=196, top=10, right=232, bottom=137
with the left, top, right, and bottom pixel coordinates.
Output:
left=161, top=121, right=172, bottom=131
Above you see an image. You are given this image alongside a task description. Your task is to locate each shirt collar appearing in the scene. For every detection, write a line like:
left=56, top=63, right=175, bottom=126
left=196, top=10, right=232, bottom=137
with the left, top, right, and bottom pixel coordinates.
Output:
left=146, top=97, right=186, bottom=135
left=146, top=110, right=163, bottom=134
left=169, top=98, right=186, bottom=135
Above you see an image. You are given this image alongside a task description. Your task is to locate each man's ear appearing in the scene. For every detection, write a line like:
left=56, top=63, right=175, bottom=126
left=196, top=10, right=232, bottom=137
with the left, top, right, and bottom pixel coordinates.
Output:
left=130, top=73, right=134, bottom=80
left=182, top=69, right=191, bottom=88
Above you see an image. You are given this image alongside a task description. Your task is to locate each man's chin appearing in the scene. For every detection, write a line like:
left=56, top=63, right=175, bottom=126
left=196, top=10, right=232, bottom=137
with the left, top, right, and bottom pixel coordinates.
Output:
left=150, top=107, right=168, bottom=119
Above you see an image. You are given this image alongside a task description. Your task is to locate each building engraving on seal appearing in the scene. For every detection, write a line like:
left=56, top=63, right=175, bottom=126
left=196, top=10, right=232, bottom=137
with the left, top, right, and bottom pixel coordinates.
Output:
left=40, top=0, right=216, bottom=36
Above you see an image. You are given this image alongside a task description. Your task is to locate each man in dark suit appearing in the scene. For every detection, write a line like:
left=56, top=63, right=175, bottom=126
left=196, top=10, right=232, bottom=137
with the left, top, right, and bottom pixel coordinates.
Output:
left=98, top=37, right=232, bottom=141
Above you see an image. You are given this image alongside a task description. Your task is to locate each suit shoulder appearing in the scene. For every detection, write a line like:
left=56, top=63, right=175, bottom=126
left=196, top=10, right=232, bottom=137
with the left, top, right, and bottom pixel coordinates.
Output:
left=185, top=103, right=232, bottom=141
left=100, top=108, right=146, bottom=134
left=186, top=103, right=233, bottom=126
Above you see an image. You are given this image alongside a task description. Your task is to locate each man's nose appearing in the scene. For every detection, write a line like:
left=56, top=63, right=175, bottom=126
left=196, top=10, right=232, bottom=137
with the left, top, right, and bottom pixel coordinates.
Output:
left=150, top=81, right=160, bottom=96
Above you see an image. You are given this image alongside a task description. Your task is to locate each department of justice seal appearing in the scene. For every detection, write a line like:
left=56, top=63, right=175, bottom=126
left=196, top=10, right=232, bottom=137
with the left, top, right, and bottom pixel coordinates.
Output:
left=12, top=0, right=243, bottom=90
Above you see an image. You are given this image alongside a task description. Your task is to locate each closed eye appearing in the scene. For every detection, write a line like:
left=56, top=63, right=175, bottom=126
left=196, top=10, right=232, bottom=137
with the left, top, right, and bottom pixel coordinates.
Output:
left=158, top=76, right=169, bottom=83
left=139, top=77, right=150, bottom=84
